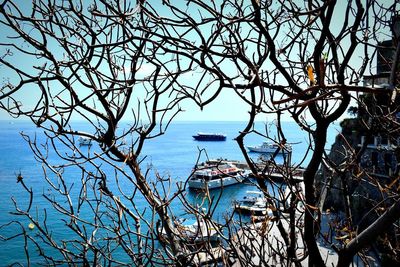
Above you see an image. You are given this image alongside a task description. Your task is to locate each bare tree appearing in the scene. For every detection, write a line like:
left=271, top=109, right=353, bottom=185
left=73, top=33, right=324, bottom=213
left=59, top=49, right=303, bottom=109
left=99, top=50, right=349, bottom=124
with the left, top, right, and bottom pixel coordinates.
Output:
left=1, top=0, right=399, bottom=266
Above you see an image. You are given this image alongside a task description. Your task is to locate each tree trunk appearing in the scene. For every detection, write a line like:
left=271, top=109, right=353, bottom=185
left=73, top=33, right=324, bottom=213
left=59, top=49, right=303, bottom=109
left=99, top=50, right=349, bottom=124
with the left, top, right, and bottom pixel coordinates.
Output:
left=304, top=123, right=328, bottom=267
left=337, top=199, right=400, bottom=267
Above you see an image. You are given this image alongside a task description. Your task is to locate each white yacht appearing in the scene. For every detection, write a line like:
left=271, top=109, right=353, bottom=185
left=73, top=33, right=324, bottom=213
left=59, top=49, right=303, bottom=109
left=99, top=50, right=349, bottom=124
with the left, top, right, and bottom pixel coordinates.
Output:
left=247, top=142, right=291, bottom=154
left=188, top=161, right=247, bottom=190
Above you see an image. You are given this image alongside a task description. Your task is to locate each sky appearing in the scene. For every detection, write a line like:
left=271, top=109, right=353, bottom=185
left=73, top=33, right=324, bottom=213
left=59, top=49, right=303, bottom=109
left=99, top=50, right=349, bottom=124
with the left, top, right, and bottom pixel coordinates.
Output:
left=0, top=0, right=394, bottom=123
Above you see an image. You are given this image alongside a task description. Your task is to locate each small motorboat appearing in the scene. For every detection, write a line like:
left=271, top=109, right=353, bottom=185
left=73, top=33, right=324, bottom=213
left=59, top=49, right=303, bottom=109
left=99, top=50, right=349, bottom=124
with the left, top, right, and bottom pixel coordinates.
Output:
left=192, top=132, right=226, bottom=141
left=247, top=142, right=292, bottom=154
left=234, top=191, right=273, bottom=216
left=78, top=137, right=92, bottom=146
left=160, top=216, right=221, bottom=243
left=159, top=215, right=224, bottom=265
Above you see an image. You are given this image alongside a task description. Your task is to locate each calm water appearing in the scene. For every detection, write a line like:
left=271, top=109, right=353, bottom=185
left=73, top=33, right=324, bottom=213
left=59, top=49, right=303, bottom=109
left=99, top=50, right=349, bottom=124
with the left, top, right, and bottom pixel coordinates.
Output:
left=0, top=120, right=341, bottom=265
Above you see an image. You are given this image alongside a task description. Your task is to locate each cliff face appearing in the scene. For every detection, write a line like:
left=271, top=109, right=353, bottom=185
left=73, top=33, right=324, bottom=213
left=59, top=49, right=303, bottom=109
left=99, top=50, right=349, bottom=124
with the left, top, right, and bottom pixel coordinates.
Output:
left=317, top=117, right=400, bottom=264
left=316, top=118, right=398, bottom=224
left=316, top=118, right=360, bottom=214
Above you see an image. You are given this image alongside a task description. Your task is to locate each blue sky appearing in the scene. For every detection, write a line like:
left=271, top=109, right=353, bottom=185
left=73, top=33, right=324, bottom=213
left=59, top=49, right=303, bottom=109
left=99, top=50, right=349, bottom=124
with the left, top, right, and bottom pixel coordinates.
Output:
left=0, top=1, right=393, bottom=123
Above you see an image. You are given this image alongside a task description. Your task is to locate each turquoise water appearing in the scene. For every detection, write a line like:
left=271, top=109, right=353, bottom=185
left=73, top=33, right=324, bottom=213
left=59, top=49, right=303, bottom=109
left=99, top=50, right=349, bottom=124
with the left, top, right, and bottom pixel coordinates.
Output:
left=0, top=120, right=341, bottom=265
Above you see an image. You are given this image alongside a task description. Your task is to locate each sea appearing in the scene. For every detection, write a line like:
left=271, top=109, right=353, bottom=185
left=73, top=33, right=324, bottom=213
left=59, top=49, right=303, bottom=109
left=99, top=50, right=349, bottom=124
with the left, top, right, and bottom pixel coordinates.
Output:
left=0, top=120, right=341, bottom=265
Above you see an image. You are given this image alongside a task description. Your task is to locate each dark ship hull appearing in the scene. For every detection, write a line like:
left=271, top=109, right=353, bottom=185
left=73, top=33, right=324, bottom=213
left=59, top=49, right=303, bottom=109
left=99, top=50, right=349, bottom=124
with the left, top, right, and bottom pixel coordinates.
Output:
left=192, top=133, right=226, bottom=141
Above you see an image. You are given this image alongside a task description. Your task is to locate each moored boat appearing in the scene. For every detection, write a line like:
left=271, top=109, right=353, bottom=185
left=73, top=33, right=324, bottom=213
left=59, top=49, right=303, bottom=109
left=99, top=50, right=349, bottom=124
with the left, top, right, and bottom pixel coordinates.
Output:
left=234, top=191, right=273, bottom=216
left=159, top=216, right=224, bottom=265
left=78, top=137, right=92, bottom=146
left=160, top=216, right=221, bottom=243
left=247, top=142, right=291, bottom=154
left=176, top=217, right=221, bottom=243
left=192, top=132, right=226, bottom=141
left=188, top=161, right=247, bottom=190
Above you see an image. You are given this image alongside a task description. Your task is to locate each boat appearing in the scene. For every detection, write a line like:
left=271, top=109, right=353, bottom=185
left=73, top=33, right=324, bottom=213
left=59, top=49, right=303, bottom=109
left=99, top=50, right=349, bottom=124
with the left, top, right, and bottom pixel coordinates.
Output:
left=176, top=217, right=221, bottom=243
left=78, top=137, right=92, bottom=146
left=160, top=216, right=221, bottom=243
left=159, top=216, right=224, bottom=265
left=192, top=246, right=226, bottom=266
left=247, top=142, right=292, bottom=154
left=192, top=132, right=226, bottom=141
left=234, top=191, right=273, bottom=216
left=188, top=161, right=247, bottom=190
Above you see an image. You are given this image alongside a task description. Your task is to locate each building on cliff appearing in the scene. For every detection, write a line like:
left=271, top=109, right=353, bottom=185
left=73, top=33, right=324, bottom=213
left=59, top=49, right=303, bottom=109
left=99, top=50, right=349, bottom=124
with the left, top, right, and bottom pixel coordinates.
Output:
left=357, top=14, right=400, bottom=179
left=318, top=14, right=400, bottom=220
